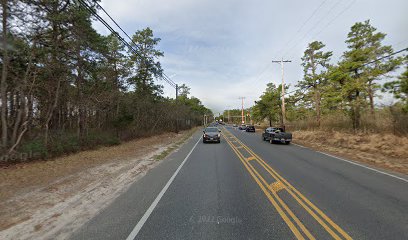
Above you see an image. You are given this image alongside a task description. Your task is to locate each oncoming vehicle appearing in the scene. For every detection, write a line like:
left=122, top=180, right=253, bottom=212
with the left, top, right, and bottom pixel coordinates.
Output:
left=203, top=127, right=221, bottom=143
left=238, top=124, right=247, bottom=130
left=245, top=125, right=255, bottom=132
left=262, top=127, right=292, bottom=144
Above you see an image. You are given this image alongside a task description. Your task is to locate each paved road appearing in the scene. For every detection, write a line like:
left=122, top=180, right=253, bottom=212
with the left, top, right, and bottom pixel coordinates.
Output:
left=72, top=125, right=408, bottom=240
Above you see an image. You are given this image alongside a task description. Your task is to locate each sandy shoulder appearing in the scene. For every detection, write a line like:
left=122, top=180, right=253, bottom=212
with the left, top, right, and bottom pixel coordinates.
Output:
left=0, top=128, right=196, bottom=240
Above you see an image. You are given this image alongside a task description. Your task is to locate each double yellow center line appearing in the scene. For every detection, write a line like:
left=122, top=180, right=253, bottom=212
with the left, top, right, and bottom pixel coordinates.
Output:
left=222, top=128, right=352, bottom=240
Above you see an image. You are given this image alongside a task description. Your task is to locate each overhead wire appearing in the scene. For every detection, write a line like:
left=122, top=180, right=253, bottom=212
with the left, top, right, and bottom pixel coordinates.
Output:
left=275, top=0, right=329, bottom=58
left=310, top=0, right=357, bottom=40
left=93, top=0, right=177, bottom=88
left=281, top=47, right=408, bottom=98
left=77, top=0, right=177, bottom=89
left=282, top=0, right=344, bottom=58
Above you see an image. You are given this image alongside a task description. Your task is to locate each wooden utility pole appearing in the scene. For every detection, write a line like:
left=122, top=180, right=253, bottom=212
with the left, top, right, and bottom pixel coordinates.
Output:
left=175, top=84, right=179, bottom=133
left=238, top=97, right=245, bottom=124
left=228, top=109, right=230, bottom=123
left=272, top=58, right=291, bottom=129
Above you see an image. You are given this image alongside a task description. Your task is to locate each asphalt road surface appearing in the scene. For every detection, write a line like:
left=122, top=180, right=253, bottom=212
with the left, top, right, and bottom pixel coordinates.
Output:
left=71, top=125, right=408, bottom=240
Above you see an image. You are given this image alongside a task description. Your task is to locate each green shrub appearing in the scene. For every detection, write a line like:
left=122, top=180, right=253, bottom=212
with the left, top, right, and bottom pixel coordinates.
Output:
left=20, top=139, right=48, bottom=159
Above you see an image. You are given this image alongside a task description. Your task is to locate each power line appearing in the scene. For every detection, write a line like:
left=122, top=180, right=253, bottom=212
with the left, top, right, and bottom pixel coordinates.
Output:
left=275, top=0, right=328, bottom=57
left=310, top=0, right=356, bottom=40
left=247, top=63, right=273, bottom=90
left=92, top=1, right=178, bottom=88
left=280, top=47, right=407, bottom=98
left=282, top=0, right=344, bottom=58
left=361, top=47, right=407, bottom=67
left=77, top=0, right=177, bottom=89
left=285, top=0, right=356, bottom=60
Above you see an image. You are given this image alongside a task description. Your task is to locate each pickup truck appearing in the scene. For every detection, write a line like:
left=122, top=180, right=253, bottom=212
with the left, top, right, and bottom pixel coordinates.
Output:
left=262, top=127, right=292, bottom=144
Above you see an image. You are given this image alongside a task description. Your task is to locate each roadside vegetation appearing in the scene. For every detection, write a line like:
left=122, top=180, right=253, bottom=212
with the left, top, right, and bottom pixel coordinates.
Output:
left=224, top=20, right=407, bottom=173
left=0, top=1, right=211, bottom=163
left=225, top=20, right=407, bottom=135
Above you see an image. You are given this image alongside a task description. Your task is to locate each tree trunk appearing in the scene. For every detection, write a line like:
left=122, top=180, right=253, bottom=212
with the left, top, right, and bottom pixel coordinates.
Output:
left=44, top=7, right=62, bottom=147
left=76, top=45, right=85, bottom=143
left=11, top=88, right=23, bottom=145
left=11, top=51, right=32, bottom=147
left=1, top=0, right=9, bottom=149
left=315, top=89, right=321, bottom=127
left=353, top=90, right=361, bottom=130
left=44, top=79, right=61, bottom=147
left=368, top=82, right=375, bottom=117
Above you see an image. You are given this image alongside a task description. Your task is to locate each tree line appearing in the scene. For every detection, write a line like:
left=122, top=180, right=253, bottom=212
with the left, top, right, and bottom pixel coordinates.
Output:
left=0, top=0, right=211, bottom=161
left=251, top=20, right=407, bottom=133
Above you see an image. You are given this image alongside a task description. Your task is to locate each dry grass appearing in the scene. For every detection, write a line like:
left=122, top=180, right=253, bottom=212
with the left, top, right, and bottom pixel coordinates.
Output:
left=287, top=109, right=408, bottom=135
left=293, top=130, right=408, bottom=174
left=0, top=127, right=198, bottom=238
left=0, top=128, right=196, bottom=201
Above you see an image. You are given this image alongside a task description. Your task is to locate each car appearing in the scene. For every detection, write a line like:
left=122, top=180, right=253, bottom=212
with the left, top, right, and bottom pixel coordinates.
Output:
left=262, top=127, right=292, bottom=144
left=233, top=124, right=238, bottom=127
left=238, top=124, right=247, bottom=130
left=203, top=127, right=221, bottom=143
left=245, top=125, right=255, bottom=132
left=262, top=127, right=276, bottom=139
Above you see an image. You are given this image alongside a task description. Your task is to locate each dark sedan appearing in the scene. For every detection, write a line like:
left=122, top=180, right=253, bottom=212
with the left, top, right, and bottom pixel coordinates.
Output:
left=203, top=127, right=221, bottom=143
left=245, top=125, right=255, bottom=132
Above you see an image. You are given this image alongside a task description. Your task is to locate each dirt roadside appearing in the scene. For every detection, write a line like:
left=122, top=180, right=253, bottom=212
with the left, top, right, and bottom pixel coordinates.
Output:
left=292, top=130, right=408, bottom=175
left=0, top=128, right=198, bottom=240
left=252, top=127, right=408, bottom=175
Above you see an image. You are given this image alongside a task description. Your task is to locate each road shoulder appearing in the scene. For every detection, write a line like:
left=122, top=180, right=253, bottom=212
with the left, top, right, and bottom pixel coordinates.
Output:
left=70, top=130, right=203, bottom=240
left=0, top=128, right=200, bottom=240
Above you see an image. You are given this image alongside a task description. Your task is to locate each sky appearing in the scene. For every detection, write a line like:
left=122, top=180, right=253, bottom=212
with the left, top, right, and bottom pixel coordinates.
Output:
left=95, top=0, right=408, bottom=114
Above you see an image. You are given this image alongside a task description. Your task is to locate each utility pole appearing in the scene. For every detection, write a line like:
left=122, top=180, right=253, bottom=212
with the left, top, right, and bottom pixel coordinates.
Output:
left=228, top=108, right=229, bottom=123
left=227, top=106, right=231, bottom=124
left=272, top=58, right=291, bottom=129
left=238, top=97, right=245, bottom=124
left=175, top=84, right=179, bottom=133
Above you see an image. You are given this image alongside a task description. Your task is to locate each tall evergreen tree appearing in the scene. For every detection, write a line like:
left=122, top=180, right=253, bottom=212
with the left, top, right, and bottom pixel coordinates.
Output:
left=330, top=20, right=400, bottom=129
left=298, top=41, right=332, bottom=127
left=128, top=27, right=164, bottom=97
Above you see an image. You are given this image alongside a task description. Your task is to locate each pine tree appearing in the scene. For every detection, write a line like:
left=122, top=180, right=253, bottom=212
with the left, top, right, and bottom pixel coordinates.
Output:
left=330, top=20, right=400, bottom=129
left=298, top=41, right=332, bottom=127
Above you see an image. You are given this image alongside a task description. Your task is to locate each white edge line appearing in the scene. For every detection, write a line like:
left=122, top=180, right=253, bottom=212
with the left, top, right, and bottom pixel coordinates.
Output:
left=314, top=150, right=408, bottom=183
left=292, top=142, right=408, bottom=183
left=292, top=143, right=306, bottom=148
left=126, top=136, right=202, bottom=240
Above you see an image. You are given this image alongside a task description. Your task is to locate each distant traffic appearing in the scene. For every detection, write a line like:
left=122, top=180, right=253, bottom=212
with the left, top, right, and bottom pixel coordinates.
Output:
left=204, top=122, right=292, bottom=145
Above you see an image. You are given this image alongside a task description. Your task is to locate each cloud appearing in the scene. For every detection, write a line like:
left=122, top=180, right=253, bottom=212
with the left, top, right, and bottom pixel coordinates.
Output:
left=97, top=0, right=408, bottom=113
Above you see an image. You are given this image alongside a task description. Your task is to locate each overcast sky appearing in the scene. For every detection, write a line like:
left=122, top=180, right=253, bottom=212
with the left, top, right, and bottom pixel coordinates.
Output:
left=95, top=0, right=408, bottom=114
